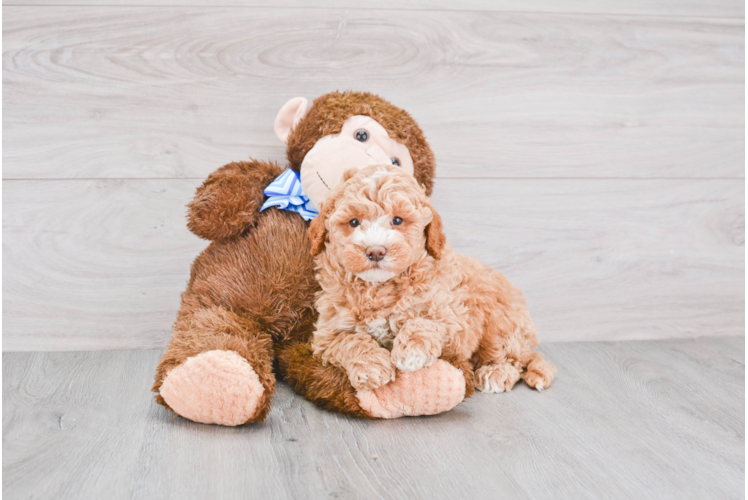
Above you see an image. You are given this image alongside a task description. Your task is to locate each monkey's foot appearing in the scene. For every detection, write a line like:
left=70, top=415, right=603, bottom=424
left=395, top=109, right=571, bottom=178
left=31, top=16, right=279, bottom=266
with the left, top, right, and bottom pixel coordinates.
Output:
left=160, top=350, right=265, bottom=426
left=356, top=360, right=465, bottom=418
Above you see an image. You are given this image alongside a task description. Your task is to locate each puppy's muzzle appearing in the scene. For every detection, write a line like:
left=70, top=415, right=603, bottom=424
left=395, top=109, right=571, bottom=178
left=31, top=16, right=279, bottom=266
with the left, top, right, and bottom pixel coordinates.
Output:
left=366, top=245, right=387, bottom=262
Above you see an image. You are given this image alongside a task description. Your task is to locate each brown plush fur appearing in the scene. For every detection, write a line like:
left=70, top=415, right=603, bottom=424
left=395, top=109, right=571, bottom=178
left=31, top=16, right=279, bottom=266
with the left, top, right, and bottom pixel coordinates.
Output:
left=153, top=301, right=276, bottom=423
left=153, top=207, right=317, bottom=421
left=187, top=160, right=283, bottom=241
left=310, top=166, right=555, bottom=394
left=153, top=91, right=468, bottom=422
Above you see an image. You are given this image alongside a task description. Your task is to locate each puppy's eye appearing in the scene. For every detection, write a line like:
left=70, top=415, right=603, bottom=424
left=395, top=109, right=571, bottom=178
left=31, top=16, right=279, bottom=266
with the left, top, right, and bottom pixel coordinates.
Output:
left=355, top=129, right=368, bottom=142
left=391, top=157, right=400, bottom=167
left=349, top=219, right=360, bottom=228
left=392, top=217, right=403, bottom=226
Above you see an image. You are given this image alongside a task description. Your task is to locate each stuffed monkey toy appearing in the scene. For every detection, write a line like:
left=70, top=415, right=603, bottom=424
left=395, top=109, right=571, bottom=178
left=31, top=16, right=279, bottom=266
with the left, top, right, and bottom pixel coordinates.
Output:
left=152, top=91, right=474, bottom=425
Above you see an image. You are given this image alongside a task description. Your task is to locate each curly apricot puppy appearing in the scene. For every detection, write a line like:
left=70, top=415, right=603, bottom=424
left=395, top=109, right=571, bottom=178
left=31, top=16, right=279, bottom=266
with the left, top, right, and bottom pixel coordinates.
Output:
left=309, top=165, right=555, bottom=394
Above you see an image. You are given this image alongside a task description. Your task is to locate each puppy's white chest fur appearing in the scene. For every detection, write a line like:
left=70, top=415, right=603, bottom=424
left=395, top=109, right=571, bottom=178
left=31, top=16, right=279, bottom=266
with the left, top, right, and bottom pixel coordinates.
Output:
left=365, top=317, right=394, bottom=349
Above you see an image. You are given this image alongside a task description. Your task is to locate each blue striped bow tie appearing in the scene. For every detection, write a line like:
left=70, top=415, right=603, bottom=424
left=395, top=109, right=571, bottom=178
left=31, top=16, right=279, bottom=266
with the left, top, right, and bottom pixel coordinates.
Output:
left=260, top=168, right=319, bottom=221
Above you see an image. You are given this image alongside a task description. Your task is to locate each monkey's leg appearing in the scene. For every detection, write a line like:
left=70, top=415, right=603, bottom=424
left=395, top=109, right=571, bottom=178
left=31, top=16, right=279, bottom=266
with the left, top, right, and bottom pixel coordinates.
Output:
left=277, top=341, right=472, bottom=419
left=153, top=301, right=275, bottom=426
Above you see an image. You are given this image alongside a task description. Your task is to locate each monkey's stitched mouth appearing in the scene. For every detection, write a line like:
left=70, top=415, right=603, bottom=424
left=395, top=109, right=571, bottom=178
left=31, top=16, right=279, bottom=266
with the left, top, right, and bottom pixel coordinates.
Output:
left=316, top=171, right=331, bottom=191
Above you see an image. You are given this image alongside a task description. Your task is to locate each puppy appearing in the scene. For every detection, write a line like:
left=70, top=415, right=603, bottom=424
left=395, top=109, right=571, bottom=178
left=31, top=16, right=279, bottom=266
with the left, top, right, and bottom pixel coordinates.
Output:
left=309, top=165, right=555, bottom=394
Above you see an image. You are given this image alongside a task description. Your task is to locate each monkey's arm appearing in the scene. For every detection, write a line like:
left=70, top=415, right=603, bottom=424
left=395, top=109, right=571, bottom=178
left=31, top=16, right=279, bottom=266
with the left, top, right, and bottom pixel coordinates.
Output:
left=187, top=160, right=284, bottom=241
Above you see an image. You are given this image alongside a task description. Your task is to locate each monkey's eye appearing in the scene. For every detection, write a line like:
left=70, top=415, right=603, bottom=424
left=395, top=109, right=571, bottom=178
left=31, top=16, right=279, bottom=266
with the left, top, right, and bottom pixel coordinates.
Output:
left=392, top=217, right=403, bottom=226
left=349, top=219, right=360, bottom=228
left=355, top=129, right=368, bottom=142
left=391, top=157, right=401, bottom=166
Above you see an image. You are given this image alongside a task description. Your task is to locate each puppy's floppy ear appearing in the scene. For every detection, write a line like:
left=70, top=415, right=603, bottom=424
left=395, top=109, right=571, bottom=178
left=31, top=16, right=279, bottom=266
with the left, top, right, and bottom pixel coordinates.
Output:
left=425, top=202, right=446, bottom=260
left=342, top=167, right=359, bottom=183
left=308, top=198, right=335, bottom=257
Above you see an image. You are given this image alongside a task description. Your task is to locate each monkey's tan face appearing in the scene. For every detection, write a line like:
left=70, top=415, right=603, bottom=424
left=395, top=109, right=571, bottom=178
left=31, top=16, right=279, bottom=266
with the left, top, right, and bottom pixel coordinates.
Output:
left=324, top=166, right=432, bottom=283
left=299, top=116, right=414, bottom=211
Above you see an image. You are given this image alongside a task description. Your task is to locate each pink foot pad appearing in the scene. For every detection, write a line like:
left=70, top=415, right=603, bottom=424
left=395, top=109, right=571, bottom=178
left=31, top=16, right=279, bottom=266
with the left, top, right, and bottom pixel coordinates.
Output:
left=160, top=350, right=264, bottom=426
left=356, top=360, right=466, bottom=419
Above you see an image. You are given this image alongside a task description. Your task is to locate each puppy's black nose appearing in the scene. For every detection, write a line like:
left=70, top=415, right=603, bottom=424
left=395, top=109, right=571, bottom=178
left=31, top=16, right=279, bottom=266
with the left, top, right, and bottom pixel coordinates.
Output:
left=366, top=245, right=386, bottom=262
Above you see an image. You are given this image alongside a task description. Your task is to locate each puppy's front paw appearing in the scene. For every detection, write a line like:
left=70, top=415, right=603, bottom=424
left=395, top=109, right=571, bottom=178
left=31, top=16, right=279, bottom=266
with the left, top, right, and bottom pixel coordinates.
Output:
left=393, top=351, right=430, bottom=372
left=347, top=350, right=396, bottom=391
left=391, top=339, right=440, bottom=372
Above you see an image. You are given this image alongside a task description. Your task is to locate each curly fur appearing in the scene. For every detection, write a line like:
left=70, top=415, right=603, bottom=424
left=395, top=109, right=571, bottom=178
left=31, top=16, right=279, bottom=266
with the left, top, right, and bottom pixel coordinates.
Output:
left=310, top=165, right=555, bottom=393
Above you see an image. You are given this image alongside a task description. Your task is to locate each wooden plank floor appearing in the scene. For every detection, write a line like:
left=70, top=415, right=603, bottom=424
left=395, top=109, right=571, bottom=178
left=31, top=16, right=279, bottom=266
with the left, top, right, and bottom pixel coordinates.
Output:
left=3, top=337, right=744, bottom=499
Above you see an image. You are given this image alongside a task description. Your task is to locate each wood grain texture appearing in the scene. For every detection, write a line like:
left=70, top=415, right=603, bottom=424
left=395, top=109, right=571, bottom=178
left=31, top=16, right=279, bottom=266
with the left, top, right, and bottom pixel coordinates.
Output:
left=3, top=337, right=744, bottom=499
left=3, top=7, right=743, bottom=180
left=2, top=0, right=744, bottom=18
left=3, top=177, right=743, bottom=350
left=2, top=179, right=206, bottom=350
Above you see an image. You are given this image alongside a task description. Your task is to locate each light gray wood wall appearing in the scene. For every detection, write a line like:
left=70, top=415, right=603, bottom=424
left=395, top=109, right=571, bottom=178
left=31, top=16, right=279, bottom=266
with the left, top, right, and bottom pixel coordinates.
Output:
left=3, top=1, right=744, bottom=350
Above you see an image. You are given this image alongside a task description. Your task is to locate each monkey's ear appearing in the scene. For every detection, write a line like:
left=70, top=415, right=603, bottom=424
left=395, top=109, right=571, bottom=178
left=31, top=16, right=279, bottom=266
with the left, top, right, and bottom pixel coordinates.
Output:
left=425, top=202, right=446, bottom=260
left=309, top=198, right=335, bottom=257
left=274, top=97, right=310, bottom=144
